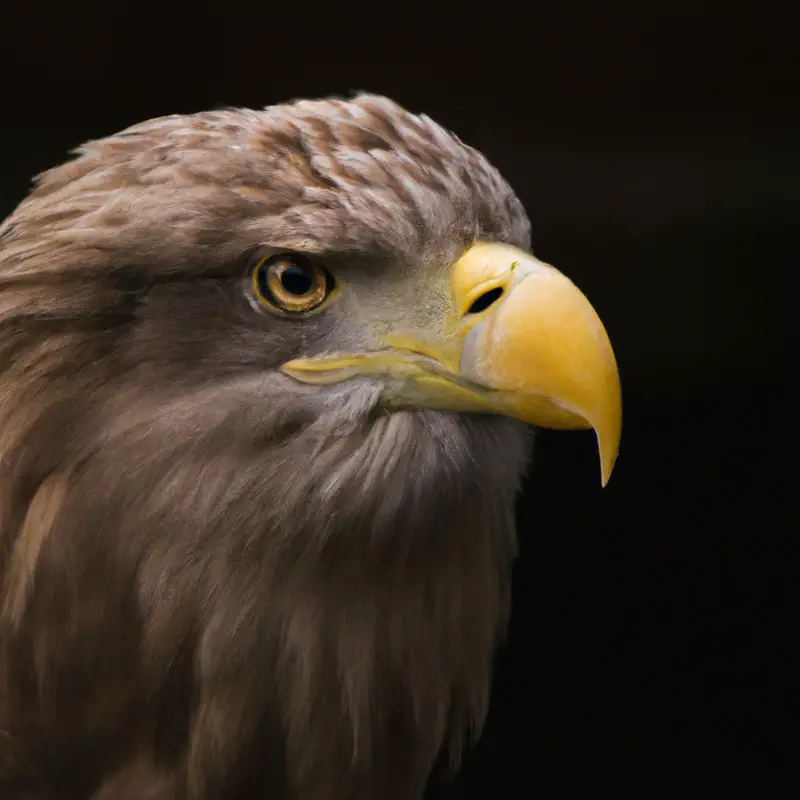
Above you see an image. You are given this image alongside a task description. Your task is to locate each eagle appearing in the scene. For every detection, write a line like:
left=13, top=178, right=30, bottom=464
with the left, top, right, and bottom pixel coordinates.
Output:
left=0, top=94, right=621, bottom=799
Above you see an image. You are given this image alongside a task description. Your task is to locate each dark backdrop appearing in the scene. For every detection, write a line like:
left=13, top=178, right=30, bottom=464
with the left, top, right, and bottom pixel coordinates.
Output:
left=1, top=2, right=794, bottom=797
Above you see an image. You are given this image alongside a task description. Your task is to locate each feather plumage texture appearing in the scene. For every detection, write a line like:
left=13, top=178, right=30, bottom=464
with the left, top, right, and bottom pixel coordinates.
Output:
left=0, top=94, right=531, bottom=799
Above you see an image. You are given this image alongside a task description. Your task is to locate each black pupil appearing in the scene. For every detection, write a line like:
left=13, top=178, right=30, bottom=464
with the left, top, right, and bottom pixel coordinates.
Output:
left=279, top=263, right=314, bottom=296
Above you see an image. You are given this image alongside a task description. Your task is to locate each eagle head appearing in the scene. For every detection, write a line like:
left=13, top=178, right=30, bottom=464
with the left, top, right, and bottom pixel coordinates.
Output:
left=0, top=95, right=621, bottom=799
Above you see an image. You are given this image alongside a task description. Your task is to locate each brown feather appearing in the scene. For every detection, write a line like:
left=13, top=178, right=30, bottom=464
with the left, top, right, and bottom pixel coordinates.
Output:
left=0, top=94, right=532, bottom=799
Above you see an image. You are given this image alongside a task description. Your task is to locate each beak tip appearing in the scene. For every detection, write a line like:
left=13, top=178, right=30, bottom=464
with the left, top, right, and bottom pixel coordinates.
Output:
left=598, top=432, right=621, bottom=488
left=594, top=406, right=622, bottom=487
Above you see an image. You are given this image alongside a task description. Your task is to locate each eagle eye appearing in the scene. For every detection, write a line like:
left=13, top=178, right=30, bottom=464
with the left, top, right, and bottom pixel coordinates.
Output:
left=252, top=253, right=334, bottom=314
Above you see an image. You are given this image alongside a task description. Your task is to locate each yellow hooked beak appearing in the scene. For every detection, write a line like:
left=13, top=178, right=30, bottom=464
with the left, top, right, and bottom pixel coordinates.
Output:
left=281, top=242, right=622, bottom=486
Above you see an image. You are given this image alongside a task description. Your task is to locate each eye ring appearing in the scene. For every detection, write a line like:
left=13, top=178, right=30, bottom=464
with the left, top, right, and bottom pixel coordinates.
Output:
left=251, top=253, right=334, bottom=314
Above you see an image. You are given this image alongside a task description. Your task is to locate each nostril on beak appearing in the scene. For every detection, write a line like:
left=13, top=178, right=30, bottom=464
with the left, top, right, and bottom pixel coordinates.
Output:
left=465, top=286, right=504, bottom=315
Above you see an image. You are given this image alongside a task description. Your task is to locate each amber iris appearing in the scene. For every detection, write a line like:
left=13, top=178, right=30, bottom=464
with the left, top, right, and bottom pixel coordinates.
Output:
left=252, top=254, right=331, bottom=313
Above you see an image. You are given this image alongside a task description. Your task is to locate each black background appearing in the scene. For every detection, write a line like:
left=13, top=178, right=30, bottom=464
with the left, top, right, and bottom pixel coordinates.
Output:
left=1, top=2, right=794, bottom=797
